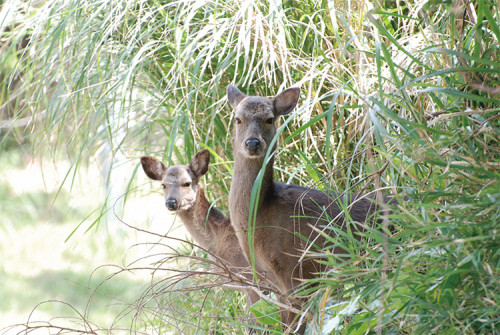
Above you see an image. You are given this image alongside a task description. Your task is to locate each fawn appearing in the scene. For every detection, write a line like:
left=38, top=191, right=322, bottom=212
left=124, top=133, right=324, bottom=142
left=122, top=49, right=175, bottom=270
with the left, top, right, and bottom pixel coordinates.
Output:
left=141, top=149, right=268, bottom=332
left=227, top=85, right=387, bottom=332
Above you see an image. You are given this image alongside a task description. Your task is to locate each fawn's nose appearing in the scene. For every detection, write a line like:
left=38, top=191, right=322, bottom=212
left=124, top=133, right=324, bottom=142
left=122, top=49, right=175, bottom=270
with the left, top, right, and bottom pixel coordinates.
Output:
left=165, top=199, right=178, bottom=211
left=245, top=139, right=261, bottom=153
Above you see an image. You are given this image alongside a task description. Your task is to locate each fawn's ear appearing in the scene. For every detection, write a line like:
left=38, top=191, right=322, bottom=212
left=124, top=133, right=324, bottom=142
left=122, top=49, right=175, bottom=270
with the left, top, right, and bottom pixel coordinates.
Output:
left=227, top=85, right=247, bottom=109
left=189, top=149, right=210, bottom=177
left=273, top=87, right=300, bottom=116
left=141, top=156, right=166, bottom=181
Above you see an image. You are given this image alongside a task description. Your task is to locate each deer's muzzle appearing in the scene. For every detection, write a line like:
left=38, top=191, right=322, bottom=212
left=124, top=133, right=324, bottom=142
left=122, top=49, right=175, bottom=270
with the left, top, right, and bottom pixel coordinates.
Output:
left=245, top=138, right=261, bottom=153
left=166, top=199, right=178, bottom=211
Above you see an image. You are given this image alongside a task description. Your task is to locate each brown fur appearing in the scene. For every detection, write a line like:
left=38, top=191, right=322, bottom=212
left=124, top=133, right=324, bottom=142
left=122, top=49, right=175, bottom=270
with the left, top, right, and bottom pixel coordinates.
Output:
left=141, top=149, right=266, bottom=332
left=227, top=85, right=387, bottom=332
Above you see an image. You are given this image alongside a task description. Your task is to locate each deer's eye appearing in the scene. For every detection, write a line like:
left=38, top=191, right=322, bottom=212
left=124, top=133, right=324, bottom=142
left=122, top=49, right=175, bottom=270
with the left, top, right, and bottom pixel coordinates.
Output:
left=265, top=117, right=274, bottom=124
left=161, top=184, right=166, bottom=189
left=235, top=118, right=242, bottom=124
left=182, top=182, right=192, bottom=187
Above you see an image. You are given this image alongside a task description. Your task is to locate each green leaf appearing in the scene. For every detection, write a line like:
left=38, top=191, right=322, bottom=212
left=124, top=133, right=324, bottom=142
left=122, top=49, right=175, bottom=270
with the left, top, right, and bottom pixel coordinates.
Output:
left=249, top=299, right=283, bottom=329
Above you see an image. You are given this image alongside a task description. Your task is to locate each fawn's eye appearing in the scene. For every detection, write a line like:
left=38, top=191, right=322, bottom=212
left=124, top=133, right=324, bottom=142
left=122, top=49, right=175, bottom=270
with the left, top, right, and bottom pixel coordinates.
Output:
left=161, top=184, right=166, bottom=189
left=266, top=117, right=274, bottom=124
left=235, top=118, right=242, bottom=124
left=182, top=182, right=191, bottom=187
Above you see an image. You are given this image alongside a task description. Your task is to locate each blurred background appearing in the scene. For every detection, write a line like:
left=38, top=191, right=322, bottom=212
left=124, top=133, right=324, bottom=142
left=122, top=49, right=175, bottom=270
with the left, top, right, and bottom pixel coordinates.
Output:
left=0, top=146, right=174, bottom=327
left=0, top=0, right=498, bottom=334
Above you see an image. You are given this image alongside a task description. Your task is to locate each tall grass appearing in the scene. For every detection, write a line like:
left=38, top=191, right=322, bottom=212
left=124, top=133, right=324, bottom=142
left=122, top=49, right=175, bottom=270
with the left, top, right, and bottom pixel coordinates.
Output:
left=1, top=0, right=498, bottom=333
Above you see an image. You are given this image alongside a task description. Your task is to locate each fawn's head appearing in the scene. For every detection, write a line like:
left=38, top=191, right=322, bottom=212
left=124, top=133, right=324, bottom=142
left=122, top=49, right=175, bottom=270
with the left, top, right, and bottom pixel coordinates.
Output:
left=227, top=85, right=300, bottom=159
left=141, top=149, right=211, bottom=212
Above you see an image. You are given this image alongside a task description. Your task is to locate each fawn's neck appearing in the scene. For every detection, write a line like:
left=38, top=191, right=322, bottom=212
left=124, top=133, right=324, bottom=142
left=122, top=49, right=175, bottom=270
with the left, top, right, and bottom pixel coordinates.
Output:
left=177, top=187, right=226, bottom=250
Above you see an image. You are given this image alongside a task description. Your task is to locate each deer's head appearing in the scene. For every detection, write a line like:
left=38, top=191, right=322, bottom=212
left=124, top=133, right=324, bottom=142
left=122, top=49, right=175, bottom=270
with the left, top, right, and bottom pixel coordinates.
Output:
left=141, top=149, right=210, bottom=212
left=227, top=85, right=300, bottom=159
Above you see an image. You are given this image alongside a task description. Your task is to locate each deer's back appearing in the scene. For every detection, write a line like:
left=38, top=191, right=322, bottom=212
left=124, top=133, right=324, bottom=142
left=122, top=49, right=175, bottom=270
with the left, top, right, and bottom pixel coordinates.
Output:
left=265, top=182, right=382, bottom=243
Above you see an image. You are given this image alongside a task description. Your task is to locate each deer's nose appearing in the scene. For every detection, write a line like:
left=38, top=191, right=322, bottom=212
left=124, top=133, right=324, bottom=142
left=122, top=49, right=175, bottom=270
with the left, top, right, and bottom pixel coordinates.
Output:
left=166, top=199, right=178, bottom=211
left=245, top=139, right=261, bottom=153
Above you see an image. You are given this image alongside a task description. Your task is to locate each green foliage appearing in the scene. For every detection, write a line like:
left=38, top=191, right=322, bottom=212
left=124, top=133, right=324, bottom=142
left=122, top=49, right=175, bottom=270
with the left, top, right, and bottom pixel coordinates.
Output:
left=249, top=299, right=282, bottom=333
left=151, top=278, right=252, bottom=334
left=1, top=0, right=498, bottom=333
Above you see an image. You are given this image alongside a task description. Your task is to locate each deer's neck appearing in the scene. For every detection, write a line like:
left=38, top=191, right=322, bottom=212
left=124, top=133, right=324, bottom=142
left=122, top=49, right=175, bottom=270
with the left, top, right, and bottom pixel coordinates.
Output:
left=229, top=152, right=275, bottom=231
left=177, top=187, right=226, bottom=250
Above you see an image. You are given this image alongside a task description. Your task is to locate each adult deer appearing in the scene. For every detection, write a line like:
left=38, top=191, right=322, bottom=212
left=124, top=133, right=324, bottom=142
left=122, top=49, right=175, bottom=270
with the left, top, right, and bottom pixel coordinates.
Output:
left=141, top=149, right=268, bottom=333
left=227, top=85, right=385, bottom=332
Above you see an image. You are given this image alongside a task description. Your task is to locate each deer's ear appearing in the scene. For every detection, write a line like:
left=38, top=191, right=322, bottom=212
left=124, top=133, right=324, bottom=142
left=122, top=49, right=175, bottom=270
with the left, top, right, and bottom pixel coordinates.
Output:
left=273, top=87, right=300, bottom=116
left=190, top=149, right=210, bottom=177
left=141, top=156, right=166, bottom=181
left=227, top=85, right=247, bottom=109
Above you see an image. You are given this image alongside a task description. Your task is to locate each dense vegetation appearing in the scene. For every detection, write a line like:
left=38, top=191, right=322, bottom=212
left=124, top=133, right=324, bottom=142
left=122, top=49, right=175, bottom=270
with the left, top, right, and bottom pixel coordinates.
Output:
left=1, top=0, right=498, bottom=333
